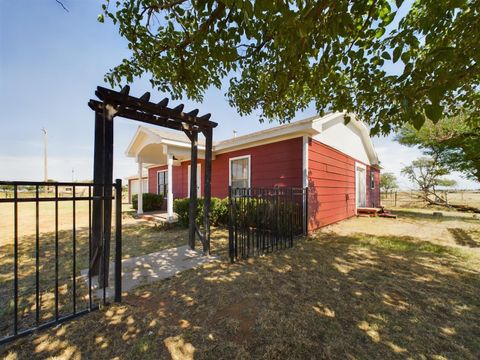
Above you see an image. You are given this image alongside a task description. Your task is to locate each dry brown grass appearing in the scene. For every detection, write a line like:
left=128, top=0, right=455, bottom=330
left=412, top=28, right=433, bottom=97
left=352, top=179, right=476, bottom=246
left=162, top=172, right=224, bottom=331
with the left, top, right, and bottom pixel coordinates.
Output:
left=0, top=201, right=139, bottom=247
left=1, top=210, right=479, bottom=359
left=0, top=223, right=189, bottom=340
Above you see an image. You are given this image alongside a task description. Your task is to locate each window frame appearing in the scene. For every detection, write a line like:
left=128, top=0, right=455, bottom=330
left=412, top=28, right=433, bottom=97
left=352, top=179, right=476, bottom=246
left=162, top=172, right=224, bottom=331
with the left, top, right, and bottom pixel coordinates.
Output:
left=370, top=170, right=375, bottom=189
left=157, top=169, right=168, bottom=196
left=229, top=155, right=251, bottom=189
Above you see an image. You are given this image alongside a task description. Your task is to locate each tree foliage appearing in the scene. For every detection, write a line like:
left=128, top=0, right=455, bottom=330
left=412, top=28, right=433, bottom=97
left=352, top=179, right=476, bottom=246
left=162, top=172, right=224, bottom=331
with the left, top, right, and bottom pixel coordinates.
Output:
left=380, top=172, right=398, bottom=193
left=401, top=157, right=456, bottom=201
left=99, top=0, right=480, bottom=133
left=396, top=115, right=480, bottom=182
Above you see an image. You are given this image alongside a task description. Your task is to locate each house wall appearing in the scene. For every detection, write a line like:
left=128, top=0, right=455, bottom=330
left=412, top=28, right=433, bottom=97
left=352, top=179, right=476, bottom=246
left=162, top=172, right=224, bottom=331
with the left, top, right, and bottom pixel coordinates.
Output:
left=312, top=116, right=371, bottom=165
left=146, top=135, right=380, bottom=231
left=211, top=137, right=303, bottom=198
left=307, top=138, right=381, bottom=232
left=308, top=138, right=356, bottom=230
left=147, top=137, right=303, bottom=199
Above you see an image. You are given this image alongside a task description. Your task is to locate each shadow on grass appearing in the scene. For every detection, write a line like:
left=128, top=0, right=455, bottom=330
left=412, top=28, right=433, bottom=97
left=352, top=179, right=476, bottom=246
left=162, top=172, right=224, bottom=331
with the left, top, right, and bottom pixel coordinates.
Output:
left=448, top=228, right=480, bottom=248
left=392, top=209, right=479, bottom=224
left=0, top=223, right=188, bottom=341
left=2, top=231, right=479, bottom=359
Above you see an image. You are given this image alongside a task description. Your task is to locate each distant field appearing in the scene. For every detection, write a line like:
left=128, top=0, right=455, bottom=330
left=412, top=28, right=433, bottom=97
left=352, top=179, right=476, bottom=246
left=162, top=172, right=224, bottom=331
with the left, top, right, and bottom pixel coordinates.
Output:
left=0, top=200, right=136, bottom=247
left=381, top=190, right=480, bottom=209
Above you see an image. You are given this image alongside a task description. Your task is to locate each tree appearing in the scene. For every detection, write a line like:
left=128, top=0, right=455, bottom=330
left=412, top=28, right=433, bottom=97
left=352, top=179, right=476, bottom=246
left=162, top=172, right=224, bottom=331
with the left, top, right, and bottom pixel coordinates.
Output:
left=396, top=114, right=480, bottom=183
left=0, top=184, right=13, bottom=198
left=401, top=156, right=456, bottom=204
left=99, top=0, right=480, bottom=134
left=380, top=172, right=398, bottom=194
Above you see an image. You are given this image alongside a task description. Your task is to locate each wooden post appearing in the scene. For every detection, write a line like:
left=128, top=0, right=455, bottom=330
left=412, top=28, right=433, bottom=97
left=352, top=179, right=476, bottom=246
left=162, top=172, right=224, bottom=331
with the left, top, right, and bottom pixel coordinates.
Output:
left=99, top=106, right=114, bottom=288
left=188, top=129, right=198, bottom=250
left=203, top=127, right=213, bottom=255
left=90, top=111, right=105, bottom=277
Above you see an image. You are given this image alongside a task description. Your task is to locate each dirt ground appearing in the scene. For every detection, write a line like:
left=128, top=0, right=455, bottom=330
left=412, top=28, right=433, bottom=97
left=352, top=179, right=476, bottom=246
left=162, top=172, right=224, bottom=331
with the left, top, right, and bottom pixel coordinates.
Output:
left=1, top=208, right=479, bottom=359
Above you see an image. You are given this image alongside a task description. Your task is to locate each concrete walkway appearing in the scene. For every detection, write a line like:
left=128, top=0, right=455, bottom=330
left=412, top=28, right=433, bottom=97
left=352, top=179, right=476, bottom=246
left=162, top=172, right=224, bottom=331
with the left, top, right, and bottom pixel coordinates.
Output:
left=81, top=245, right=216, bottom=299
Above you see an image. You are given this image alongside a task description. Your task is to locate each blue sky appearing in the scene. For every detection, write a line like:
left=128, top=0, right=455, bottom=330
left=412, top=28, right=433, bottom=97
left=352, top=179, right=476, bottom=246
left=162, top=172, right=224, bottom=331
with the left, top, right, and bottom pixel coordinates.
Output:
left=0, top=0, right=478, bottom=189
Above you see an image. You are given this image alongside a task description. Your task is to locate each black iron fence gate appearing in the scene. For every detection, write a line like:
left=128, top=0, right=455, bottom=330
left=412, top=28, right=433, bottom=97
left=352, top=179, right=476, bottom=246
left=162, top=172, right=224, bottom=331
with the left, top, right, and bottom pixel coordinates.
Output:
left=228, top=187, right=308, bottom=262
left=0, top=180, right=122, bottom=345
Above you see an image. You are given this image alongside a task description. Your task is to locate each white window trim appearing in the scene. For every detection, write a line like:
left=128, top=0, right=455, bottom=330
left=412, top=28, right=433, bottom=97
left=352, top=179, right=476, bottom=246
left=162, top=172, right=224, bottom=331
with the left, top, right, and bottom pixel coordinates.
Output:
left=355, top=162, right=367, bottom=210
left=187, top=163, right=202, bottom=197
left=302, top=135, right=309, bottom=188
left=229, top=154, right=251, bottom=188
left=370, top=171, right=375, bottom=190
left=157, top=169, right=168, bottom=195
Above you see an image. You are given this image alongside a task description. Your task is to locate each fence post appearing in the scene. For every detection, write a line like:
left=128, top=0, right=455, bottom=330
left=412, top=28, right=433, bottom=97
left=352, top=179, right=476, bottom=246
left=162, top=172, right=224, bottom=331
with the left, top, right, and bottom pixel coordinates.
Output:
left=114, top=179, right=122, bottom=303
left=228, top=186, right=234, bottom=263
left=394, top=191, right=397, bottom=207
left=303, top=187, right=308, bottom=236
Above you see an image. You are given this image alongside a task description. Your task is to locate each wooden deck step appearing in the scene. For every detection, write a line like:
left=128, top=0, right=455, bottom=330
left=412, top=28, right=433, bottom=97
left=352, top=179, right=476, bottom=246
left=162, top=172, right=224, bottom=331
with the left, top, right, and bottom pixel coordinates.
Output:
left=357, top=207, right=382, bottom=215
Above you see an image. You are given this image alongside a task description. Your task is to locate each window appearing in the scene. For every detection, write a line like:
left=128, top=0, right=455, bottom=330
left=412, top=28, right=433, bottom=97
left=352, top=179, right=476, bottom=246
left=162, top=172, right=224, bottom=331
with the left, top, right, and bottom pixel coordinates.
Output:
left=229, top=155, right=250, bottom=189
left=157, top=170, right=168, bottom=196
left=370, top=171, right=375, bottom=189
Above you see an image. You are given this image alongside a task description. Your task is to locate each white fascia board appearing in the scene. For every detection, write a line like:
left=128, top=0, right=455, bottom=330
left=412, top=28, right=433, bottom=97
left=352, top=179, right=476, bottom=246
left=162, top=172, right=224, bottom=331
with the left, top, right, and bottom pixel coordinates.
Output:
left=162, top=138, right=206, bottom=151
left=125, top=126, right=146, bottom=157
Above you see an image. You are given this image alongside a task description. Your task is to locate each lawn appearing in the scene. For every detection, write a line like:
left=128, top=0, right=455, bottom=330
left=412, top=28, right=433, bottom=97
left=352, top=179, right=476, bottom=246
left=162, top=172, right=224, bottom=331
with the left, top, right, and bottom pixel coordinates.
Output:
left=1, top=209, right=479, bottom=359
left=0, top=220, right=190, bottom=342
left=0, top=200, right=138, bottom=247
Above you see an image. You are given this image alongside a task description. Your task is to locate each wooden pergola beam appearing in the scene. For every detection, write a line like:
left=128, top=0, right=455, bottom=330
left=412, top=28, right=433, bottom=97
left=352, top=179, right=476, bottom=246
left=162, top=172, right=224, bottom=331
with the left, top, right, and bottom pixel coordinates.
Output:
left=89, top=100, right=184, bottom=131
left=94, top=86, right=217, bottom=130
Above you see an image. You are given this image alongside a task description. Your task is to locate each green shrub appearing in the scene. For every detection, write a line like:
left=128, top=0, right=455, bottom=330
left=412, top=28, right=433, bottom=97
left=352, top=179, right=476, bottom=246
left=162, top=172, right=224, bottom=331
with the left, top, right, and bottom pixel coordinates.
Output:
left=132, top=193, right=164, bottom=212
left=173, top=197, right=229, bottom=228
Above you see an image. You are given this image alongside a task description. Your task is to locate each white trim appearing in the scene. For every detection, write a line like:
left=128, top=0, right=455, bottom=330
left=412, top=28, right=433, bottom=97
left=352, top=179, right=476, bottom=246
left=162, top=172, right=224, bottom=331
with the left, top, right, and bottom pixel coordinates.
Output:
left=137, top=160, right=144, bottom=215
left=355, top=162, right=367, bottom=210
left=302, top=135, right=309, bottom=188
left=229, top=155, right=251, bottom=188
left=187, top=163, right=202, bottom=197
left=167, top=154, right=174, bottom=219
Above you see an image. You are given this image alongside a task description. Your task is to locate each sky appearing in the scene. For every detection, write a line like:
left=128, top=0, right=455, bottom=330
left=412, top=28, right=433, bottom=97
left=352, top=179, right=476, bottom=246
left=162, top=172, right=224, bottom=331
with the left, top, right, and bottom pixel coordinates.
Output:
left=0, top=0, right=478, bottom=190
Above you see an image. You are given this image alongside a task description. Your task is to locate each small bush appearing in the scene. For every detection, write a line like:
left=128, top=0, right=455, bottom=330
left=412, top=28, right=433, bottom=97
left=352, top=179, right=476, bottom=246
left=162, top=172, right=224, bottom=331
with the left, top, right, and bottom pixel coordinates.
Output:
left=132, top=193, right=164, bottom=212
left=173, top=197, right=229, bottom=228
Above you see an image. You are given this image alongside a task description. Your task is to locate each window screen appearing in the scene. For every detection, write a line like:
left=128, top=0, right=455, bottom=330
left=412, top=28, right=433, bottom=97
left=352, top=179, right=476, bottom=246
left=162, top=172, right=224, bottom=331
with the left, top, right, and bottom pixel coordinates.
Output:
left=230, top=157, right=250, bottom=189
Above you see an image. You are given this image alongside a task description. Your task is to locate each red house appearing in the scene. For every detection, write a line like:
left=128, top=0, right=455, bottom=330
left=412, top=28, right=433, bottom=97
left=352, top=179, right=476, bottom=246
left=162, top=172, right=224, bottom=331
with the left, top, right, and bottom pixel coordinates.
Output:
left=126, top=112, right=381, bottom=232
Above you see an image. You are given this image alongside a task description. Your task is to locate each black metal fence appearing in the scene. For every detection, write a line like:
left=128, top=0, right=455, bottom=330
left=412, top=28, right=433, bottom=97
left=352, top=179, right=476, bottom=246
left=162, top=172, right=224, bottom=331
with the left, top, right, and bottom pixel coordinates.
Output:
left=228, top=187, right=308, bottom=262
left=0, top=180, right=122, bottom=345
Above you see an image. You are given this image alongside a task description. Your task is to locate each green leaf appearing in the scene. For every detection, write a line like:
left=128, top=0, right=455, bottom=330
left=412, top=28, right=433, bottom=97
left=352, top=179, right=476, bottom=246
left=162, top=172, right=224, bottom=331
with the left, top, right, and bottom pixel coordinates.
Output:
left=425, top=103, right=443, bottom=123
left=381, top=51, right=391, bottom=60
left=97, top=14, right=105, bottom=23
left=393, top=46, right=402, bottom=63
left=375, top=27, right=386, bottom=39
left=412, top=113, right=426, bottom=130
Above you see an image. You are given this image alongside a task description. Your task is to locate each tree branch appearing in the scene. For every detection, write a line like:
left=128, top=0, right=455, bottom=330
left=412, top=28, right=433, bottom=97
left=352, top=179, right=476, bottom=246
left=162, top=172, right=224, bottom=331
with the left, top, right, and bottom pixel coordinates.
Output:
left=55, top=0, right=69, bottom=12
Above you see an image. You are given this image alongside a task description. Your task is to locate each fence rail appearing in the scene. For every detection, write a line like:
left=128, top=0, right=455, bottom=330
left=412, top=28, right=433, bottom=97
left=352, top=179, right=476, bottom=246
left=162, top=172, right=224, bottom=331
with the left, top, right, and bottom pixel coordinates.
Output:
left=228, top=187, right=307, bottom=262
left=0, top=180, right=122, bottom=345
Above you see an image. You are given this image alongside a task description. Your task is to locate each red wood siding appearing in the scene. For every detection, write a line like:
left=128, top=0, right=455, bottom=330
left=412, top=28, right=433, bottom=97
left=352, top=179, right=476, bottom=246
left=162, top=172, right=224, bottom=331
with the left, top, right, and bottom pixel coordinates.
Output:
left=147, top=138, right=303, bottom=200
left=211, top=137, right=303, bottom=198
left=308, top=138, right=356, bottom=231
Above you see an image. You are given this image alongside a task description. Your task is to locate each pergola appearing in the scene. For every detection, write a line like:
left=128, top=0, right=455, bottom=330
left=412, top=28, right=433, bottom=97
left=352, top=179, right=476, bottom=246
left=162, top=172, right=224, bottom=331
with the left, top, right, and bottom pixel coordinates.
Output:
left=88, top=85, right=216, bottom=286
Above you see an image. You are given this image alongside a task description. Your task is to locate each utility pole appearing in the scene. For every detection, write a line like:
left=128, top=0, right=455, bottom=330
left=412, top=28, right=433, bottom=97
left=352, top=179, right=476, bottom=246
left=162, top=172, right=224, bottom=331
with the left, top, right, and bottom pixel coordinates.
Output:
left=41, top=128, right=48, bottom=183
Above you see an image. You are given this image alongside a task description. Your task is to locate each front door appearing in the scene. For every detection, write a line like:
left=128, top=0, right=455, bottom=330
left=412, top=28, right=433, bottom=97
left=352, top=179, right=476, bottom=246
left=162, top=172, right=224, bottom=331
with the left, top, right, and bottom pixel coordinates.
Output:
left=188, top=164, right=201, bottom=197
left=356, top=166, right=366, bottom=208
